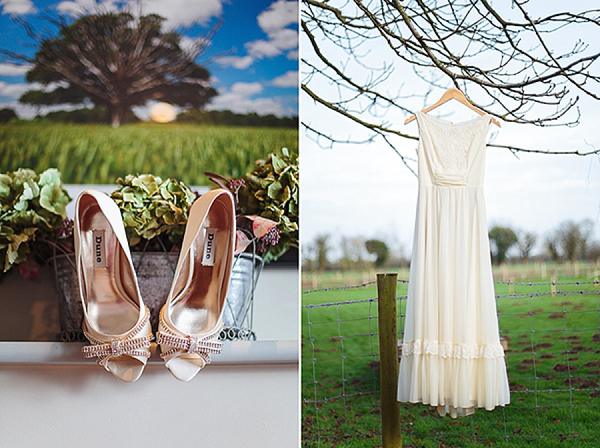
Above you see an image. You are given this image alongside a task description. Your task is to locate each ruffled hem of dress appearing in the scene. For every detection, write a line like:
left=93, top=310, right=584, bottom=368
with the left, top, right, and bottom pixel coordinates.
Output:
left=397, top=347, right=510, bottom=418
left=402, top=339, right=505, bottom=359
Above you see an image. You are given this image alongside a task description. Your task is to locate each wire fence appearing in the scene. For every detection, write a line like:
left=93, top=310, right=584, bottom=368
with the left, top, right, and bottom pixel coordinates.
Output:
left=301, top=276, right=600, bottom=446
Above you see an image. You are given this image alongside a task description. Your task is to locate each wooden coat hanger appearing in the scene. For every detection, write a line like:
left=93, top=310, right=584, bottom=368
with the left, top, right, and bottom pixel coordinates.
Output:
left=404, top=88, right=501, bottom=127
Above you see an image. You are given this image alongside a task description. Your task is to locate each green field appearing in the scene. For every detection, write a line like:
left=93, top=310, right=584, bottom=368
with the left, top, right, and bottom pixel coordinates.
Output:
left=302, top=266, right=600, bottom=447
left=0, top=123, right=298, bottom=184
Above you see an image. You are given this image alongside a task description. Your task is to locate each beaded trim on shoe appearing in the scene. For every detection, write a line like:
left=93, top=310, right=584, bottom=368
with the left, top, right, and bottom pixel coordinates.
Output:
left=156, top=313, right=223, bottom=366
left=82, top=307, right=153, bottom=369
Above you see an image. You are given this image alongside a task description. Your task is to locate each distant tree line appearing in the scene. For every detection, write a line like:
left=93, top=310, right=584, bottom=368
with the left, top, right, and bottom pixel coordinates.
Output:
left=36, top=107, right=140, bottom=124
left=544, top=219, right=597, bottom=262
left=303, top=234, right=404, bottom=272
left=0, top=108, right=17, bottom=123
left=177, top=109, right=298, bottom=128
left=489, top=219, right=598, bottom=265
left=304, top=219, right=599, bottom=271
left=0, top=105, right=298, bottom=128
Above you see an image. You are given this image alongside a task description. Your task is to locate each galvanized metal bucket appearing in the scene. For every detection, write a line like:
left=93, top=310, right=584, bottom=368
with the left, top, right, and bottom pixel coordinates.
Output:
left=51, top=251, right=262, bottom=342
left=221, top=253, right=263, bottom=340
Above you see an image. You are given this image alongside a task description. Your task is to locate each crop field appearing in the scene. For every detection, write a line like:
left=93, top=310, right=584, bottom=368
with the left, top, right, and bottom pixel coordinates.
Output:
left=302, top=265, right=600, bottom=447
left=0, top=123, right=298, bottom=185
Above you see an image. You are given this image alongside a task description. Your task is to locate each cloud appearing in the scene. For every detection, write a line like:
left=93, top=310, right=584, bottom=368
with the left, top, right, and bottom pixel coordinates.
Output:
left=0, top=0, right=37, bottom=15
left=0, top=79, right=97, bottom=118
left=0, top=99, right=89, bottom=119
left=246, top=28, right=297, bottom=59
left=269, top=28, right=298, bottom=50
left=257, top=0, right=298, bottom=34
left=0, top=81, right=66, bottom=99
left=215, top=55, right=254, bottom=70
left=56, top=0, right=117, bottom=15
left=231, top=82, right=263, bottom=96
left=286, top=49, right=298, bottom=60
left=244, top=1, right=298, bottom=60
left=206, top=81, right=291, bottom=116
left=0, top=62, right=32, bottom=76
left=56, top=0, right=222, bottom=28
left=271, top=70, right=297, bottom=87
left=139, top=0, right=222, bottom=28
left=0, top=81, right=39, bottom=98
left=246, top=40, right=280, bottom=59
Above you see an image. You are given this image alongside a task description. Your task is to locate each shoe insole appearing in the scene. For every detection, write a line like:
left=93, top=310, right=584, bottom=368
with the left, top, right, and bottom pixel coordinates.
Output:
left=170, top=200, right=231, bottom=335
left=79, top=202, right=139, bottom=335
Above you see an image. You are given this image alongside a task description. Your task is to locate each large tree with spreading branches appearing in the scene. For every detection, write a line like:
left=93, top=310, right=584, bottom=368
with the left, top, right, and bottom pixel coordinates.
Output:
left=302, top=0, right=600, bottom=169
left=12, top=12, right=217, bottom=127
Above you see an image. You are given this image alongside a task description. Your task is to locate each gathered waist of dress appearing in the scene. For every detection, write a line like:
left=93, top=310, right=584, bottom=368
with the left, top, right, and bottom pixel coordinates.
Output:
left=431, top=171, right=467, bottom=186
left=419, top=182, right=483, bottom=189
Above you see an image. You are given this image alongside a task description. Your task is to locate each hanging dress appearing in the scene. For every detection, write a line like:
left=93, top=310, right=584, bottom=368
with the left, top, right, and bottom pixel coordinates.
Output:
left=397, top=111, right=510, bottom=418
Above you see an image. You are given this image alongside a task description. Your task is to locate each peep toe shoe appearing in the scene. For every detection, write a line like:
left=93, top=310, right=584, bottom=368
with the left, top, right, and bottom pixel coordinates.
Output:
left=157, top=189, right=236, bottom=381
left=75, top=190, right=152, bottom=382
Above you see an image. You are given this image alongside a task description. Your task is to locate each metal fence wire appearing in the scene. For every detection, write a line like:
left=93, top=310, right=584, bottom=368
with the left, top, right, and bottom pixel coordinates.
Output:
left=301, top=277, right=600, bottom=446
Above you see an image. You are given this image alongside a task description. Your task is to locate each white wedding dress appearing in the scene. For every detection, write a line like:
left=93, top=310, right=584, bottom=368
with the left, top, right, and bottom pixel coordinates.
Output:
left=397, top=111, right=510, bottom=418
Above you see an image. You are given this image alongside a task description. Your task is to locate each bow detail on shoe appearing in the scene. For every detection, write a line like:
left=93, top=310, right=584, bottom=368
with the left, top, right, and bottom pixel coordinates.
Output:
left=82, top=307, right=153, bottom=369
left=157, top=322, right=223, bottom=366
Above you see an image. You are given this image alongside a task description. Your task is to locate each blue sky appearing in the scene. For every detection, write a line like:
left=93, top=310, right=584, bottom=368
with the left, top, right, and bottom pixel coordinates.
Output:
left=0, top=0, right=298, bottom=118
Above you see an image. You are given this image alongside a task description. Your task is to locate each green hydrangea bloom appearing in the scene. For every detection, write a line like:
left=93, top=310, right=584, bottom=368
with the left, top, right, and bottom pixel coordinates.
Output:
left=0, top=168, right=71, bottom=272
left=111, top=174, right=195, bottom=246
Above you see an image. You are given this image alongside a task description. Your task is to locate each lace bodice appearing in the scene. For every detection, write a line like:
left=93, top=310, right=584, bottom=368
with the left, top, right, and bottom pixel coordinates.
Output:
left=428, top=121, right=476, bottom=172
left=416, top=112, right=490, bottom=186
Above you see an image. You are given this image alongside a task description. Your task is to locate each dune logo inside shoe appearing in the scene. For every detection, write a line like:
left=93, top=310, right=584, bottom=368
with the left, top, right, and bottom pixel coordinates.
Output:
left=202, top=228, right=218, bottom=266
left=93, top=230, right=106, bottom=268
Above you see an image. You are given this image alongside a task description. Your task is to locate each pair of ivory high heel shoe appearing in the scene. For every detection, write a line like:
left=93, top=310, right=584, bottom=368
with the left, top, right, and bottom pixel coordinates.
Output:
left=74, top=189, right=235, bottom=382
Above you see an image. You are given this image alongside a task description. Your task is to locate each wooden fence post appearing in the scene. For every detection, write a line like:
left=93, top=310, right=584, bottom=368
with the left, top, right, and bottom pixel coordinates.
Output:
left=377, top=273, right=402, bottom=447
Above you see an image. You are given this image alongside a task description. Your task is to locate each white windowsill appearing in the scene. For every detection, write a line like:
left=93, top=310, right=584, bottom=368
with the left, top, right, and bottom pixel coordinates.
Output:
left=0, top=339, right=298, bottom=365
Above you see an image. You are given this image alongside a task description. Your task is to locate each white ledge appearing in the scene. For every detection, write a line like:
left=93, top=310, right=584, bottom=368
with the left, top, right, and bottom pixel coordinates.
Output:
left=0, top=340, right=298, bottom=366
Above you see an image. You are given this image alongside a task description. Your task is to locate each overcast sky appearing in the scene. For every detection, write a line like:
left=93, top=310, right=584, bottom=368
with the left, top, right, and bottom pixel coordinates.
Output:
left=300, top=2, right=600, bottom=259
left=0, top=0, right=298, bottom=118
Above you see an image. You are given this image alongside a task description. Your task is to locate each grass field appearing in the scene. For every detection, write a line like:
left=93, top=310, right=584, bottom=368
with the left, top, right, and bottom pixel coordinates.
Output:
left=302, top=264, right=600, bottom=447
left=0, top=123, right=298, bottom=184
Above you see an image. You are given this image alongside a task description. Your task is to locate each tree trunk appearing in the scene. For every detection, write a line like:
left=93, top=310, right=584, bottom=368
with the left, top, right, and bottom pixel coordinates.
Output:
left=110, top=103, right=125, bottom=128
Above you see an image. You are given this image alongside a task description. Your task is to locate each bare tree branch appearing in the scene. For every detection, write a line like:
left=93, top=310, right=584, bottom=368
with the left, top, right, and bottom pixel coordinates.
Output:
left=302, top=0, right=600, bottom=162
